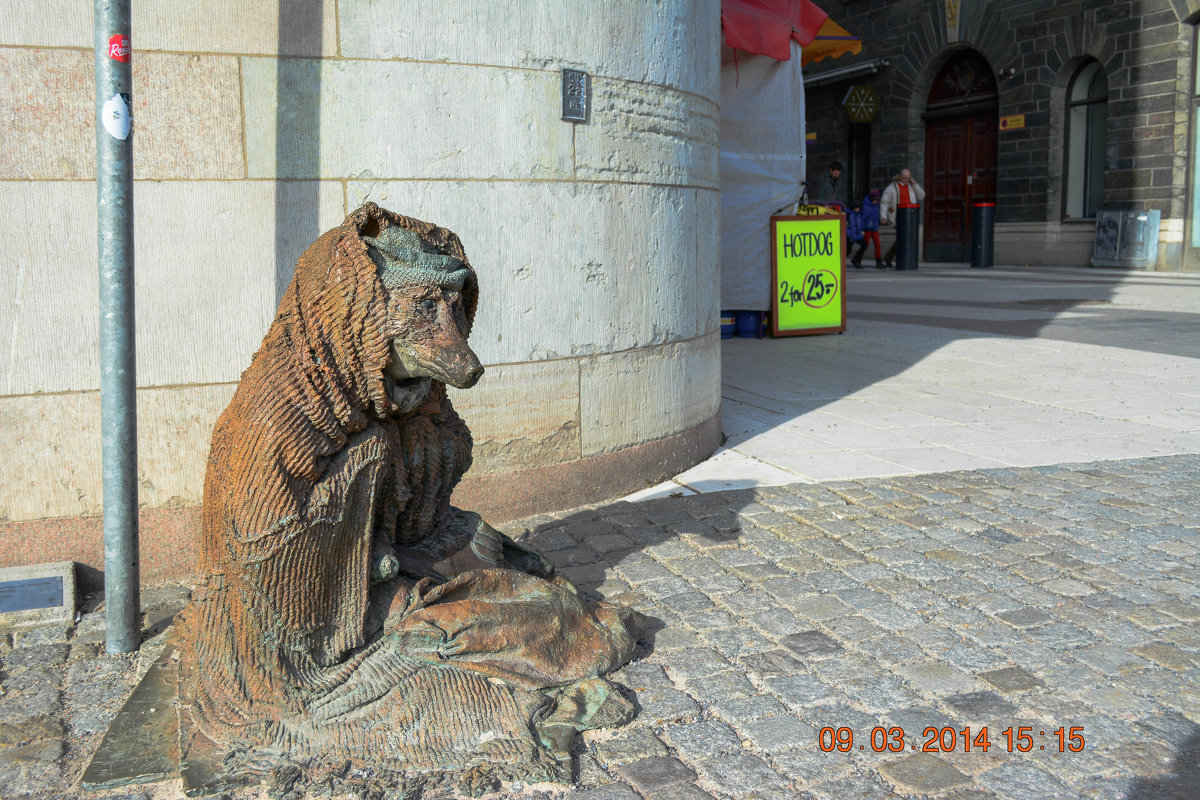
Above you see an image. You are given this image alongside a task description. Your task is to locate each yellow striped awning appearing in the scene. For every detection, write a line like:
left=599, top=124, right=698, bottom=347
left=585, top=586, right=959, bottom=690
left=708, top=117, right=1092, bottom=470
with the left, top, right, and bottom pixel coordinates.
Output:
left=801, top=17, right=862, bottom=65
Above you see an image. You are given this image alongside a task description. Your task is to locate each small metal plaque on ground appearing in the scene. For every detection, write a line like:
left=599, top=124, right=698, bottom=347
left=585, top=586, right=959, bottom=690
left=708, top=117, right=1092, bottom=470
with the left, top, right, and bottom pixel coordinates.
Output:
left=0, top=561, right=75, bottom=629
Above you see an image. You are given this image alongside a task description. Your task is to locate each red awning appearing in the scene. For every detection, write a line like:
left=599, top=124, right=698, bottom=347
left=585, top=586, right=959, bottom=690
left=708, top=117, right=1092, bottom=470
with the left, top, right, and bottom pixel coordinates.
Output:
left=721, top=0, right=829, bottom=61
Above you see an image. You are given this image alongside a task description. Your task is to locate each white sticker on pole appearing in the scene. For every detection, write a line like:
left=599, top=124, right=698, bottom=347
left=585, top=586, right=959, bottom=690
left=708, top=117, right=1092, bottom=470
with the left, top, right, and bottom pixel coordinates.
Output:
left=102, top=93, right=131, bottom=140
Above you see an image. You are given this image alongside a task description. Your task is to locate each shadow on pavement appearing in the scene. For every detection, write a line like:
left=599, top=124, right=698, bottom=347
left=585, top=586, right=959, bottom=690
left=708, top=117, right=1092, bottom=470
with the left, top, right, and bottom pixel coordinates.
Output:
left=1125, top=725, right=1200, bottom=800
left=518, top=490, right=756, bottom=741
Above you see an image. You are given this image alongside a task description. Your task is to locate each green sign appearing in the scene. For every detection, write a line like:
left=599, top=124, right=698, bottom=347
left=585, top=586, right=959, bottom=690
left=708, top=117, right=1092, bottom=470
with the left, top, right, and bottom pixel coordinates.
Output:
left=771, top=214, right=846, bottom=336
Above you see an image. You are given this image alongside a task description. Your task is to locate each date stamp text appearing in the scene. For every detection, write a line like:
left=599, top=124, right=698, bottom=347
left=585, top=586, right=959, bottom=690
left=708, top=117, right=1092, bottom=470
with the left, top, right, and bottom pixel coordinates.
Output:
left=818, top=725, right=1086, bottom=753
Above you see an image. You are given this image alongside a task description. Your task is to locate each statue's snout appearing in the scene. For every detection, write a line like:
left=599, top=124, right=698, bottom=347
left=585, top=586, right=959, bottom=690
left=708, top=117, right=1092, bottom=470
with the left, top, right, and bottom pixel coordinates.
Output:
left=460, top=360, right=484, bottom=389
left=389, top=308, right=484, bottom=390
left=441, top=346, right=484, bottom=389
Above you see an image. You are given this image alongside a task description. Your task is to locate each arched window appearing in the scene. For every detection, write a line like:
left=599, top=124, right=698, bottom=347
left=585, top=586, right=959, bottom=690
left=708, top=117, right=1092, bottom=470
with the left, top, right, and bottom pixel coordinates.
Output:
left=1063, top=60, right=1108, bottom=220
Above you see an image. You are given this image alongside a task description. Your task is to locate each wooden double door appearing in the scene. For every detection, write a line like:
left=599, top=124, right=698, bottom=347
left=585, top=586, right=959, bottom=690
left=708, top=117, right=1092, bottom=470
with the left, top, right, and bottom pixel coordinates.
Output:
left=923, top=50, right=999, bottom=262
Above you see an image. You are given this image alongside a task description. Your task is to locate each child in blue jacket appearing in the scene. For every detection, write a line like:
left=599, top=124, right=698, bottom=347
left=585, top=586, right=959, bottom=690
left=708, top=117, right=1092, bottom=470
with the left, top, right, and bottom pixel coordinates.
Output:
left=847, top=200, right=865, bottom=269
left=851, top=189, right=883, bottom=268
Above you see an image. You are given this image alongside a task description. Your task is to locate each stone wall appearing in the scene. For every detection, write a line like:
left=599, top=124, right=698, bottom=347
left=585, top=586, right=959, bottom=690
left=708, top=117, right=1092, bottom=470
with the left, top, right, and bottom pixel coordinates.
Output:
left=804, top=0, right=1199, bottom=269
left=0, top=0, right=723, bottom=577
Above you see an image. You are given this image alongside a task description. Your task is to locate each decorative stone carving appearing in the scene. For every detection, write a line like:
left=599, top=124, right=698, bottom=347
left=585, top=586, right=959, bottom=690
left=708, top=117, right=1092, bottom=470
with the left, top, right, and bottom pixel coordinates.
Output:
left=85, top=204, right=644, bottom=797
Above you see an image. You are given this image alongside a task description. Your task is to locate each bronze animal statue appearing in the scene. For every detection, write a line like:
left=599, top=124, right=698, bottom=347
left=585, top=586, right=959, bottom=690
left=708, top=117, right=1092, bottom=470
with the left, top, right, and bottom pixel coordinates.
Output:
left=173, top=203, right=644, bottom=793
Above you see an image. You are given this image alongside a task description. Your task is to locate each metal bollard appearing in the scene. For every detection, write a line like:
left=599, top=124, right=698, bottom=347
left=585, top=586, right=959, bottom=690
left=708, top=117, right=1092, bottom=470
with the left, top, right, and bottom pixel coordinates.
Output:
left=971, top=203, right=995, bottom=268
left=895, top=204, right=920, bottom=271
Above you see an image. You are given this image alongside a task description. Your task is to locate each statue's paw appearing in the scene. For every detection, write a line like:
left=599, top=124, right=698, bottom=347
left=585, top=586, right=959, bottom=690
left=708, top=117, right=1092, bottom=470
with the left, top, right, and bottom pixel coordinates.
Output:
left=442, top=508, right=555, bottom=578
left=431, top=543, right=509, bottom=579
left=498, top=532, right=555, bottom=580
left=396, top=515, right=556, bottom=580
left=391, top=547, right=448, bottom=581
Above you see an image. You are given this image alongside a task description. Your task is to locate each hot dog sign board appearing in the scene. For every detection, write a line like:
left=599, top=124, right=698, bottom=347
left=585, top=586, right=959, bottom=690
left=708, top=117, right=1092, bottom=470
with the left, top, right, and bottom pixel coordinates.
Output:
left=770, top=214, right=847, bottom=336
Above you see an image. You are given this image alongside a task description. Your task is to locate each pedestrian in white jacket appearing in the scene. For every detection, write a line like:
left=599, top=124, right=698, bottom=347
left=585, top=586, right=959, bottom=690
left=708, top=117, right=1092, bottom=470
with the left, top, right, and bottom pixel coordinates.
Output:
left=880, top=168, right=926, bottom=267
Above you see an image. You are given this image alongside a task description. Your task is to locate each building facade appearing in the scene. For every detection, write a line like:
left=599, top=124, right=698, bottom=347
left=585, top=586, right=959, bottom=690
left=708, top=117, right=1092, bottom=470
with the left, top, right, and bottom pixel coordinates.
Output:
left=0, top=1, right=723, bottom=579
left=804, top=0, right=1200, bottom=270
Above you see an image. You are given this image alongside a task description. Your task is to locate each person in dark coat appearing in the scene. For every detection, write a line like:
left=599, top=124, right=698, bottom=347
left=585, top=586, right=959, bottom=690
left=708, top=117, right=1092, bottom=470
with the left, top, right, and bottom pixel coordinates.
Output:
left=813, top=160, right=845, bottom=207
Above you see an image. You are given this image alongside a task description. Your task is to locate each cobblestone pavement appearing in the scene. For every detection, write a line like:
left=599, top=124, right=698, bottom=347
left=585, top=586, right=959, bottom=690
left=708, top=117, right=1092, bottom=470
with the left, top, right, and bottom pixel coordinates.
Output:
left=2, top=455, right=1198, bottom=800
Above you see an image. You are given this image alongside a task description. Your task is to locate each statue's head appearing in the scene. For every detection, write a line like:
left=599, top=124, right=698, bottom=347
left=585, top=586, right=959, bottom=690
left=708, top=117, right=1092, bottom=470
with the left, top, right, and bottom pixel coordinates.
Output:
left=363, top=224, right=483, bottom=413
left=287, top=203, right=482, bottom=418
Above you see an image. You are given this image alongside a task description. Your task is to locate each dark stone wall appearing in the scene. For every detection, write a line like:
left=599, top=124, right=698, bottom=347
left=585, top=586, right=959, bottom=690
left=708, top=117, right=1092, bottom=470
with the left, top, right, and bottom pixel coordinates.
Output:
left=804, top=0, right=1193, bottom=224
left=806, top=1, right=940, bottom=198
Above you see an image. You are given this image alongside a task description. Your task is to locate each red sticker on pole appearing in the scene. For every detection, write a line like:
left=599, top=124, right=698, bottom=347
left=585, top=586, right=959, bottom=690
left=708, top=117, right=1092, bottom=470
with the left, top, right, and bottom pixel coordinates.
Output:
left=108, top=34, right=130, bottom=62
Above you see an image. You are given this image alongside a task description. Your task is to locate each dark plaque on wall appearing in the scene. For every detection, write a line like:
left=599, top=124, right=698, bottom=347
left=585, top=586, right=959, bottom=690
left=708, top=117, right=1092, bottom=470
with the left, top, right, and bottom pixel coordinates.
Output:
left=562, top=68, right=589, bottom=123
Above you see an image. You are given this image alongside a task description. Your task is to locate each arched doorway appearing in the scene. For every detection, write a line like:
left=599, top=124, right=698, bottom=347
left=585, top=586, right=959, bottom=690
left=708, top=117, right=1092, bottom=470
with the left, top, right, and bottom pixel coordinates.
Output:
left=923, top=50, right=999, bottom=261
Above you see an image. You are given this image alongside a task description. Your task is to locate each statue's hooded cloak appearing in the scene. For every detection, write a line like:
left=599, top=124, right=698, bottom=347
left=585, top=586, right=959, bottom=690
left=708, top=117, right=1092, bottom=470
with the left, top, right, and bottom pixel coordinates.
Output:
left=177, top=204, right=639, bottom=785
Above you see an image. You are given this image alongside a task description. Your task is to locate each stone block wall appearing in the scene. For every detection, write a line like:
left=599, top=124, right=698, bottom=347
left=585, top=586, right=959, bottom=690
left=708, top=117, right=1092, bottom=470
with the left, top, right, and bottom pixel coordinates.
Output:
left=0, top=0, right=723, bottom=578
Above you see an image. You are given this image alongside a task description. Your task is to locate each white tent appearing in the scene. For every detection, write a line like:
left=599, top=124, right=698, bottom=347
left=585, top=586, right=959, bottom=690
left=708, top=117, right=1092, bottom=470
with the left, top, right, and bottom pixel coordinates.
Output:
left=719, top=39, right=806, bottom=311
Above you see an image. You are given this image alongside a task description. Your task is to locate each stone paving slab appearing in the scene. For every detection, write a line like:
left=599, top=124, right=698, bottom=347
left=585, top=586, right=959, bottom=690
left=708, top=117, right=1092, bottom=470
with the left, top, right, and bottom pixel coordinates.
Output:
left=1, top=455, right=1198, bottom=799
left=644, top=266, right=1200, bottom=500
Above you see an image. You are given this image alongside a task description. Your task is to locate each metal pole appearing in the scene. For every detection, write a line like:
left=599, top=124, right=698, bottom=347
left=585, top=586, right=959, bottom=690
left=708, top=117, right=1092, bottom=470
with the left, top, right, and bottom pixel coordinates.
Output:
left=895, top=204, right=921, bottom=271
left=971, top=203, right=996, bottom=268
left=95, top=0, right=140, bottom=653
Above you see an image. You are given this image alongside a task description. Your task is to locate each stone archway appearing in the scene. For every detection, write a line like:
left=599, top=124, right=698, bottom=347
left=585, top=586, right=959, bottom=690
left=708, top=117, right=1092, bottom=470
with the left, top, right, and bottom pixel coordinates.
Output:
left=922, top=49, right=999, bottom=262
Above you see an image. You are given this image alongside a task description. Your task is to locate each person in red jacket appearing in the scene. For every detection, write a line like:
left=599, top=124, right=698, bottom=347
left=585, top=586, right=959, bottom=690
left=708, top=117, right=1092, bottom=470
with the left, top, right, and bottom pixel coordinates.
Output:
left=880, top=169, right=926, bottom=268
